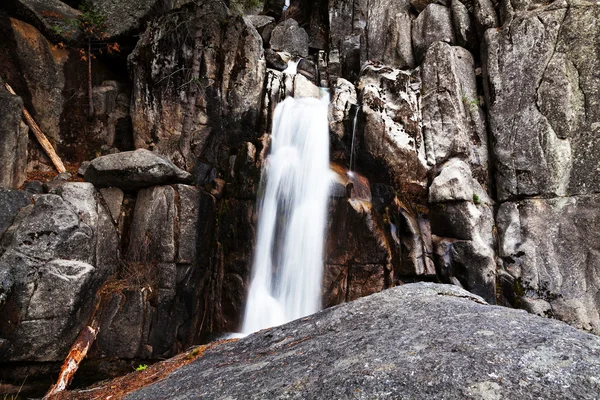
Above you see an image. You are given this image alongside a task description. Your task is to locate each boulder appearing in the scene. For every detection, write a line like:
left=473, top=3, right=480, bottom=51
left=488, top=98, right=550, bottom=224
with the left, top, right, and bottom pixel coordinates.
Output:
left=429, top=159, right=490, bottom=204
left=0, top=93, right=27, bottom=189
left=269, top=19, right=310, bottom=57
left=125, top=283, right=600, bottom=400
left=90, top=0, right=193, bottom=38
left=0, top=18, right=68, bottom=143
left=0, top=182, right=118, bottom=361
left=247, top=15, right=276, bottom=45
left=412, top=4, right=455, bottom=63
left=497, top=195, right=600, bottom=334
left=84, top=149, right=192, bottom=191
left=4, top=0, right=82, bottom=43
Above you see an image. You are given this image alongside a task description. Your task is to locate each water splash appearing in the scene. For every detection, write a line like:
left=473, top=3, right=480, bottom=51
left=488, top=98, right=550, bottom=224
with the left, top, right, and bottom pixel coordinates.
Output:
left=241, top=96, right=331, bottom=335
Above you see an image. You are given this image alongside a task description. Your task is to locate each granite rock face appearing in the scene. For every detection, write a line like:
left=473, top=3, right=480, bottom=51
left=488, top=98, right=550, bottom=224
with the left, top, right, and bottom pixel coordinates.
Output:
left=0, top=183, right=119, bottom=361
left=129, top=2, right=265, bottom=166
left=125, top=283, right=600, bottom=400
left=0, top=93, right=27, bottom=189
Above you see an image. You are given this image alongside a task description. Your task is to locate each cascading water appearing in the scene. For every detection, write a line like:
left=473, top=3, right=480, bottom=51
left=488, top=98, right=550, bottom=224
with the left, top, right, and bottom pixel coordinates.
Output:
left=348, top=106, right=360, bottom=173
left=241, top=95, right=331, bottom=335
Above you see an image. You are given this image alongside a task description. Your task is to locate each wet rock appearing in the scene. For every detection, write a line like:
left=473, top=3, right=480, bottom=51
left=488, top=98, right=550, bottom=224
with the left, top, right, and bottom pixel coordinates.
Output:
left=269, top=19, right=309, bottom=57
left=347, top=264, right=386, bottom=301
left=430, top=201, right=496, bottom=302
left=84, top=149, right=192, bottom=191
left=393, top=207, right=436, bottom=277
left=125, top=283, right=600, bottom=400
left=326, top=198, right=391, bottom=266
left=357, top=64, right=428, bottom=198
left=497, top=195, right=600, bottom=334
left=412, top=4, right=455, bottom=63
left=0, top=93, right=27, bottom=189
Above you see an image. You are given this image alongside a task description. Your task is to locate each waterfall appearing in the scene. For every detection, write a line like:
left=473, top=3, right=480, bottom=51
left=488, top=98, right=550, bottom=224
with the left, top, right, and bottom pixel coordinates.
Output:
left=241, top=95, right=331, bottom=335
left=283, top=59, right=299, bottom=75
left=348, top=106, right=359, bottom=172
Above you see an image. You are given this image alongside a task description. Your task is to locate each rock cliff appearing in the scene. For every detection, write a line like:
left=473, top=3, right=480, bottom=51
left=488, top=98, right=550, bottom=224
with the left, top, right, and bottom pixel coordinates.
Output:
left=0, top=0, right=599, bottom=396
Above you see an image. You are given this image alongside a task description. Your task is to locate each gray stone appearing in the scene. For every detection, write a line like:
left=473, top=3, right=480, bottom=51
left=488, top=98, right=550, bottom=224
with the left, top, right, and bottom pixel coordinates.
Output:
left=366, top=0, right=415, bottom=69
left=90, top=0, right=193, bottom=38
left=6, top=0, right=82, bottom=43
left=125, top=283, right=600, bottom=400
left=422, top=42, right=487, bottom=173
left=0, top=189, right=30, bottom=241
left=0, top=183, right=117, bottom=361
left=412, top=4, right=455, bottom=63
left=0, top=93, right=27, bottom=189
left=127, top=185, right=177, bottom=263
left=99, top=187, right=124, bottom=223
left=483, top=6, right=600, bottom=200
left=2, top=18, right=67, bottom=143
left=84, top=149, right=192, bottom=191
left=451, top=0, right=476, bottom=49
left=269, top=19, right=309, bottom=57
left=129, top=3, right=265, bottom=163
left=497, top=195, right=600, bottom=334
left=247, top=15, right=275, bottom=45
left=429, top=159, right=491, bottom=204
left=328, top=78, right=357, bottom=143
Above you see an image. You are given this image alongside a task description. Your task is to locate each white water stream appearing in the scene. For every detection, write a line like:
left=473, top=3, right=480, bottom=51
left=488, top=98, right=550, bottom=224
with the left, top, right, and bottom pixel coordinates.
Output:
left=241, top=95, right=331, bottom=335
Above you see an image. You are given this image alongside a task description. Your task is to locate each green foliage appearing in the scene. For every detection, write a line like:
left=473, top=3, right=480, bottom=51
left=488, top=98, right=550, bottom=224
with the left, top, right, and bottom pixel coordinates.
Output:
left=135, top=364, right=148, bottom=371
left=472, top=193, right=481, bottom=204
left=461, top=95, right=479, bottom=108
left=77, top=1, right=109, bottom=40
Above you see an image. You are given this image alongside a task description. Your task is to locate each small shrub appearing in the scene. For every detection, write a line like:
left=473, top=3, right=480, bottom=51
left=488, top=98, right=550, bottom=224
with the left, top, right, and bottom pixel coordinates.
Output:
left=473, top=193, right=481, bottom=204
left=135, top=364, right=148, bottom=371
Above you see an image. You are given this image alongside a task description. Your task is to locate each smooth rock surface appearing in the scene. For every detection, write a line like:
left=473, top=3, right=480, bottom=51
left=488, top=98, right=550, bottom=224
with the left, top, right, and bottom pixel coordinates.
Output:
left=84, top=149, right=192, bottom=191
left=126, top=283, right=600, bottom=400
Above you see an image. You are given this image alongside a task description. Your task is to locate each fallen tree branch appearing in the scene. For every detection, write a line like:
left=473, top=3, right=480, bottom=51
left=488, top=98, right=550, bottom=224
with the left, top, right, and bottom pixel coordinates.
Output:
left=4, top=83, right=67, bottom=173
left=44, top=324, right=99, bottom=399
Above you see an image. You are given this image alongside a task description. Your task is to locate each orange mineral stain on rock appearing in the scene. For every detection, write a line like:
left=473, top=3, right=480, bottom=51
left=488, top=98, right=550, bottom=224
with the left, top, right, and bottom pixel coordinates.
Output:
left=9, top=18, right=68, bottom=64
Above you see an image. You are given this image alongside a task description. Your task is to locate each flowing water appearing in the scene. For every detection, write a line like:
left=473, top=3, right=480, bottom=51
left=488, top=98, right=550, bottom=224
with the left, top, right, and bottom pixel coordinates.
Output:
left=241, top=95, right=331, bottom=335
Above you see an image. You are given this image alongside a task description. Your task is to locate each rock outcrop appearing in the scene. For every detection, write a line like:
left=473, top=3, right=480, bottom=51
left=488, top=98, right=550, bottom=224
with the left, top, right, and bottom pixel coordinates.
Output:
left=124, top=283, right=600, bottom=400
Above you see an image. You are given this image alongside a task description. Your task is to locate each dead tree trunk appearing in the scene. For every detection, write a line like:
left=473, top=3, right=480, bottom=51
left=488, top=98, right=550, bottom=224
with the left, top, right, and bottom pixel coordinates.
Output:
left=4, top=83, right=67, bottom=173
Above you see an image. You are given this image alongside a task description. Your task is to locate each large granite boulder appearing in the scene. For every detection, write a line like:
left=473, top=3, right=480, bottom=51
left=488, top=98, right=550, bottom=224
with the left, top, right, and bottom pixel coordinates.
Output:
left=269, top=19, right=309, bottom=57
left=0, top=93, right=28, bottom=189
left=497, top=195, right=600, bottom=334
left=84, top=149, right=192, bottom=191
left=0, top=189, right=31, bottom=242
left=125, top=283, right=600, bottom=399
left=0, top=183, right=119, bottom=361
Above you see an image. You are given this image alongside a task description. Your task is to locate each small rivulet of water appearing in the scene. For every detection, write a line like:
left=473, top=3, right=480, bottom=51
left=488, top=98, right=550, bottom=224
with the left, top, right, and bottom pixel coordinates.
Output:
left=241, top=94, right=331, bottom=335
